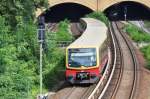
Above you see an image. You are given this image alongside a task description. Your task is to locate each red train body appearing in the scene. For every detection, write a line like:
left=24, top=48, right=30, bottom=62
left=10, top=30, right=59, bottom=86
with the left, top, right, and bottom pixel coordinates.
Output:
left=65, top=18, right=109, bottom=84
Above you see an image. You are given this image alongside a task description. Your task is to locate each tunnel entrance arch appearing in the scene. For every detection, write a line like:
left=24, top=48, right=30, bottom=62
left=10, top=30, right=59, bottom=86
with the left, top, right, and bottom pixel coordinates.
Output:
left=103, top=1, right=150, bottom=20
left=40, top=3, right=93, bottom=22
left=36, top=0, right=150, bottom=21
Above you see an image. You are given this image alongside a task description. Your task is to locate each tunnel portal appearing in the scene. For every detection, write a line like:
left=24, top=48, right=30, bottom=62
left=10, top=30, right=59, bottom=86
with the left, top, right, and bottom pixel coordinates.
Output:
left=40, top=1, right=150, bottom=22
left=104, top=1, right=150, bottom=21
left=42, top=3, right=93, bottom=23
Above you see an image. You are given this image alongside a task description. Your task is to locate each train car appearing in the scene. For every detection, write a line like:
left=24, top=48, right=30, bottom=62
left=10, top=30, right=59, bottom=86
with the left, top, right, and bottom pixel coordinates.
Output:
left=66, top=18, right=109, bottom=84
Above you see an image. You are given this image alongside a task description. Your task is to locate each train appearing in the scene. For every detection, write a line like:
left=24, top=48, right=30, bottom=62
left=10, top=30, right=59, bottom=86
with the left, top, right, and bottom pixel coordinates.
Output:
left=65, top=18, right=109, bottom=84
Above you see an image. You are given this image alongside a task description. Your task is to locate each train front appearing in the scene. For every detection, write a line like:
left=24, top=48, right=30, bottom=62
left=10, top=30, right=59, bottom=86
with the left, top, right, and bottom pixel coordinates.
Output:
left=66, top=48, right=100, bottom=84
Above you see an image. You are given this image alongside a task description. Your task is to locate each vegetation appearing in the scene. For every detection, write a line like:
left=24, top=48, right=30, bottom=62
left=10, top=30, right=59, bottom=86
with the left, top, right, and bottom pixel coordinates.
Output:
left=0, top=16, right=72, bottom=98
left=144, top=21, right=150, bottom=28
left=0, top=0, right=72, bottom=98
left=0, top=0, right=48, bottom=28
left=85, top=12, right=109, bottom=26
left=55, top=19, right=73, bottom=41
left=124, top=24, right=150, bottom=70
left=124, top=24, right=150, bottom=43
left=140, top=46, right=150, bottom=69
left=43, top=20, right=72, bottom=90
left=0, top=16, right=38, bottom=99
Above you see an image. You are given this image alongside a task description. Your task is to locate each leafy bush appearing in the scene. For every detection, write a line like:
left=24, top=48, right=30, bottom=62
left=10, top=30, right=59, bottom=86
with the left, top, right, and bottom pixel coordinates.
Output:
left=0, top=0, right=48, bottom=28
left=43, top=48, right=65, bottom=90
left=42, top=20, right=71, bottom=90
left=125, top=24, right=150, bottom=70
left=0, top=16, right=38, bottom=99
left=146, top=61, right=150, bottom=70
left=56, top=19, right=73, bottom=41
left=0, top=0, right=52, bottom=98
left=140, top=45, right=150, bottom=69
left=144, top=21, right=150, bottom=28
left=0, top=3, right=72, bottom=97
left=124, top=24, right=150, bottom=43
left=85, top=12, right=109, bottom=26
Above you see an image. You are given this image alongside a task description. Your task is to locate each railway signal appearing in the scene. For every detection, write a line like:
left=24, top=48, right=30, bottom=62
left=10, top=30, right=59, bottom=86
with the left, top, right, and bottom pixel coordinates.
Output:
left=37, top=16, right=46, bottom=99
left=124, top=6, right=127, bottom=21
left=38, top=16, right=45, bottom=42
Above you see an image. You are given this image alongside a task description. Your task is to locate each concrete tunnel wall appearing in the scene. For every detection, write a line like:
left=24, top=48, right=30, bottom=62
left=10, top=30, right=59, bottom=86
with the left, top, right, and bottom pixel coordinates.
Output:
left=36, top=0, right=150, bottom=17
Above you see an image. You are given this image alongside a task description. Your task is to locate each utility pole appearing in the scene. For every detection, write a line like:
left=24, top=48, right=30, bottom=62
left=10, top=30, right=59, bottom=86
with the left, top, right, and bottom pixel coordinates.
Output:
left=37, top=16, right=45, bottom=99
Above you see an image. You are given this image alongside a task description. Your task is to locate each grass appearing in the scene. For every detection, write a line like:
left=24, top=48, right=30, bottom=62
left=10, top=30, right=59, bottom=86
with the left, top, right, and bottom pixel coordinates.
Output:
left=124, top=24, right=150, bottom=43
left=140, top=46, right=150, bottom=69
left=124, top=23, right=150, bottom=70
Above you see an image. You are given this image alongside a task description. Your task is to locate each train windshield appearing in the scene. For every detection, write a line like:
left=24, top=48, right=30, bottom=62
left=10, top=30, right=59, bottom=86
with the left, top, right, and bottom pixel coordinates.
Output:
left=68, top=48, right=97, bottom=67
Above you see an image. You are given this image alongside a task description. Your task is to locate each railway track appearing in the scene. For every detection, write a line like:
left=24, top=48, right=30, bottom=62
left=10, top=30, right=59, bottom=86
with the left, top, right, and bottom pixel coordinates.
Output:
left=114, top=22, right=139, bottom=99
left=101, top=22, right=139, bottom=99
left=46, top=23, right=58, bottom=32
left=70, top=22, right=84, bottom=38
left=46, top=22, right=73, bottom=47
left=49, top=84, right=97, bottom=99
left=100, top=22, right=124, bottom=99
left=44, top=22, right=85, bottom=53
left=47, top=20, right=139, bottom=99
left=87, top=23, right=117, bottom=99
left=87, top=21, right=139, bottom=99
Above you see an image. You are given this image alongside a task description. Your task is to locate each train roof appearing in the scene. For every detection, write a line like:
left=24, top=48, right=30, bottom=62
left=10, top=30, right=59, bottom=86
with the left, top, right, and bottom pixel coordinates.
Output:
left=67, top=18, right=108, bottom=49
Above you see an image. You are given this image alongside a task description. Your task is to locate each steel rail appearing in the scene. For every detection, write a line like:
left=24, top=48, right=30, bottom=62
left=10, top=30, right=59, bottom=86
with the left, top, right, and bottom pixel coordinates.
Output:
left=115, top=22, right=138, bottom=99
left=99, top=22, right=138, bottom=99
left=97, top=23, right=117, bottom=99
left=108, top=22, right=124, bottom=99
left=88, top=22, right=117, bottom=99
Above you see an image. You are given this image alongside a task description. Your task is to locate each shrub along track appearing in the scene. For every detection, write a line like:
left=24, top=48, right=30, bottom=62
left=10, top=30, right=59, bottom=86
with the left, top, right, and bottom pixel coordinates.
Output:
left=101, top=22, right=139, bottom=99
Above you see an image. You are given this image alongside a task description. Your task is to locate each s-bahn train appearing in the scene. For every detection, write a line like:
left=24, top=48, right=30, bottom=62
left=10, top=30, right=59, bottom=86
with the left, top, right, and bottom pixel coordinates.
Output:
left=66, top=18, right=109, bottom=84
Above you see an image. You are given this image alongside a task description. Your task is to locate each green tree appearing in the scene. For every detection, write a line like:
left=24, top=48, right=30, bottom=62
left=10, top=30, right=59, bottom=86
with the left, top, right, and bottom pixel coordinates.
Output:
left=0, top=0, right=48, bottom=27
left=0, top=16, right=39, bottom=98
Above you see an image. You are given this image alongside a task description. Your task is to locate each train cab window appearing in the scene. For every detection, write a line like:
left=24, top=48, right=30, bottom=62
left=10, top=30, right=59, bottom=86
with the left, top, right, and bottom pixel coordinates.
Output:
left=68, top=48, right=96, bottom=67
